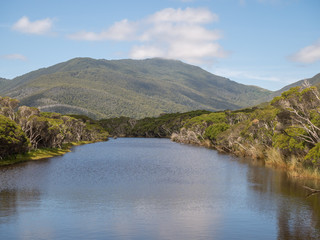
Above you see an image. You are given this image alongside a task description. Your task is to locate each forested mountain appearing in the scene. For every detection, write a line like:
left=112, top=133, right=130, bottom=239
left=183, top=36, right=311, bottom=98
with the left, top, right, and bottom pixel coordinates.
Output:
left=0, top=78, right=10, bottom=88
left=0, top=58, right=272, bottom=119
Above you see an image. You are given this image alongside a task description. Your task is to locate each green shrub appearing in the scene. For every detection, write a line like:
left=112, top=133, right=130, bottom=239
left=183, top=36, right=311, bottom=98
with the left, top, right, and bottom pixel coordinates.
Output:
left=0, top=115, right=29, bottom=159
left=204, top=123, right=230, bottom=141
left=305, top=143, right=320, bottom=164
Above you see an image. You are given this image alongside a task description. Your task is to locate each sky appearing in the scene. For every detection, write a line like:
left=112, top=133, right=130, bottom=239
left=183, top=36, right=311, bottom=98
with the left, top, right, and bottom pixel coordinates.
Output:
left=0, top=0, right=319, bottom=90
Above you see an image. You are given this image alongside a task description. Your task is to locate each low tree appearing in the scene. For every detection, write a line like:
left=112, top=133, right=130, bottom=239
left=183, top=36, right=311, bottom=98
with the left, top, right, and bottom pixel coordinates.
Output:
left=0, top=96, right=20, bottom=121
left=0, top=115, right=29, bottom=159
left=271, top=84, right=320, bottom=163
left=272, top=85, right=320, bottom=147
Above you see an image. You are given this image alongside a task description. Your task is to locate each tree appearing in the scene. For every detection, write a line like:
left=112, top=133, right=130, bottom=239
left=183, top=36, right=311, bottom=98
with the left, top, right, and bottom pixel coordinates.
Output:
left=271, top=85, right=320, bottom=147
left=0, top=96, right=20, bottom=121
left=0, top=115, right=29, bottom=159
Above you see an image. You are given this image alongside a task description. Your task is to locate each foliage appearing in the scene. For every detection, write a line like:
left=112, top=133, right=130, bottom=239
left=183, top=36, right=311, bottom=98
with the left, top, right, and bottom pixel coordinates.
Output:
left=99, top=110, right=210, bottom=137
left=305, top=143, right=320, bottom=164
left=204, top=123, right=229, bottom=141
left=271, top=85, right=320, bottom=147
left=272, top=127, right=306, bottom=155
left=183, top=112, right=227, bottom=129
left=171, top=84, right=320, bottom=170
left=0, top=115, right=29, bottom=159
left=0, top=96, right=109, bottom=161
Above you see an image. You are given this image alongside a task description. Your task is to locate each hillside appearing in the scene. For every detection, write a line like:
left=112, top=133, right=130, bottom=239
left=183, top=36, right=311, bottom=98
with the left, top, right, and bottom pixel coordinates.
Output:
left=0, top=78, right=10, bottom=88
left=268, top=73, right=320, bottom=100
left=0, top=58, right=272, bottom=119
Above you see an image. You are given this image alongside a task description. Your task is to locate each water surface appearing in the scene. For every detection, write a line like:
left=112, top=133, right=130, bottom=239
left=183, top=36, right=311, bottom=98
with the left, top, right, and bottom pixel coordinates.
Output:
left=0, top=138, right=320, bottom=239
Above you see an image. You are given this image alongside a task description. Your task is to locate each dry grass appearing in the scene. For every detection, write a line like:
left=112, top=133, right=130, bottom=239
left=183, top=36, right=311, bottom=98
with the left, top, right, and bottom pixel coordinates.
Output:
left=265, top=147, right=286, bottom=167
left=264, top=148, right=320, bottom=180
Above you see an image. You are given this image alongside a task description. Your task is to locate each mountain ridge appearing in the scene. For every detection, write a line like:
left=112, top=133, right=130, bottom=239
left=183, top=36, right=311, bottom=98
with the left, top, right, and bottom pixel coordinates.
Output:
left=0, top=57, right=318, bottom=119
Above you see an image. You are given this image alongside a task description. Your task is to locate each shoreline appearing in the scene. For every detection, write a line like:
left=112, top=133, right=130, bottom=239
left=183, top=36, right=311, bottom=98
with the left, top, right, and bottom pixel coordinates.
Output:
left=0, top=141, right=103, bottom=167
left=171, top=137, right=320, bottom=180
left=2, top=136, right=319, bottom=181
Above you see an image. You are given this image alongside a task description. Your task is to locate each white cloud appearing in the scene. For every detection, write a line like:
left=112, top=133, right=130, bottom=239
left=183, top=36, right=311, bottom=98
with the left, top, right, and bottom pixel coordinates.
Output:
left=12, top=16, right=53, bottom=35
left=147, top=7, right=218, bottom=24
left=290, top=39, right=320, bottom=64
left=68, top=19, right=137, bottom=41
left=2, top=54, right=27, bottom=61
left=68, top=8, right=226, bottom=65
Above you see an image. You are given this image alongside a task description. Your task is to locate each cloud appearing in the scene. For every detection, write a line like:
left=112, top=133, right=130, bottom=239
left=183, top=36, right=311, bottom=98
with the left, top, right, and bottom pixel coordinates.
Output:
left=12, top=16, right=53, bottom=35
left=1, top=54, right=27, bottom=61
left=290, top=39, right=320, bottom=64
left=68, top=8, right=226, bottom=65
left=147, top=7, right=218, bottom=24
left=68, top=19, right=137, bottom=41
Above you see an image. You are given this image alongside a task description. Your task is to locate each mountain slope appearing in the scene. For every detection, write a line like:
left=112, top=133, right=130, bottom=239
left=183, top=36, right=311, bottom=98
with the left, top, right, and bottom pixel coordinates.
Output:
left=0, top=58, right=272, bottom=119
left=0, top=78, right=10, bottom=88
left=271, top=73, right=320, bottom=98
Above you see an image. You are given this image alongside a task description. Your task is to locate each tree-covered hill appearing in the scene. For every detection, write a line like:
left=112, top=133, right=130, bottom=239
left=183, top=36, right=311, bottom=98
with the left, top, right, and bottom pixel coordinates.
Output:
left=0, top=78, right=10, bottom=88
left=0, top=58, right=272, bottom=119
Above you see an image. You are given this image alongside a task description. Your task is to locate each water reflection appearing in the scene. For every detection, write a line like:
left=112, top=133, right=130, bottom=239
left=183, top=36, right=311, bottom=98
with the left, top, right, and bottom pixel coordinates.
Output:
left=245, top=160, right=320, bottom=239
left=0, top=138, right=319, bottom=240
left=0, top=189, right=41, bottom=226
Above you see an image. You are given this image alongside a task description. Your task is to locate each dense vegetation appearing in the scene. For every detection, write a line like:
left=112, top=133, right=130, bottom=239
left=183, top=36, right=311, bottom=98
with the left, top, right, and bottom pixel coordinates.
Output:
left=172, top=83, right=320, bottom=176
left=98, top=110, right=211, bottom=137
left=0, top=57, right=272, bottom=119
left=0, top=96, right=108, bottom=161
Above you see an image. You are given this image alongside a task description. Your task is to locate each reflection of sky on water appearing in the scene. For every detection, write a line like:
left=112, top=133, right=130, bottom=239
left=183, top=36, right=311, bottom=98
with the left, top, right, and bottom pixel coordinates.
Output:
left=0, top=138, right=320, bottom=239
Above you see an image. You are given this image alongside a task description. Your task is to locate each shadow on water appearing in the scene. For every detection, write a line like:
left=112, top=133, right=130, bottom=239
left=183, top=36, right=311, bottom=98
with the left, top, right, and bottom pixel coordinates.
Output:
left=0, top=189, right=41, bottom=225
left=243, top=158, right=320, bottom=240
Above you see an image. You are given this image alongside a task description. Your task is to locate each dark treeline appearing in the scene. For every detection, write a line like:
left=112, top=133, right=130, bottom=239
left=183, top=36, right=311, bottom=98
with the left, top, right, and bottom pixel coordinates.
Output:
left=98, top=110, right=210, bottom=138
left=0, top=96, right=108, bottom=160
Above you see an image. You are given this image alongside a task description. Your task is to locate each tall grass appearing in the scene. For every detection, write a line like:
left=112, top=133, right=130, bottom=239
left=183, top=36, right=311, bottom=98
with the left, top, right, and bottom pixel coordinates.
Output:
left=265, top=147, right=286, bottom=167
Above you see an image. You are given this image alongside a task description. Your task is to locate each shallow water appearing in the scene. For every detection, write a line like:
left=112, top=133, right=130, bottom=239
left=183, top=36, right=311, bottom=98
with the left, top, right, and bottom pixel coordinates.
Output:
left=0, top=138, right=319, bottom=239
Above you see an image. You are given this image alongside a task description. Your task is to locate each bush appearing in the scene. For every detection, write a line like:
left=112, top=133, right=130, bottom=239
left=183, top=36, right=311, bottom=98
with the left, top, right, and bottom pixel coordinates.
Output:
left=204, top=123, right=230, bottom=141
left=305, top=143, right=320, bottom=164
left=0, top=115, right=29, bottom=159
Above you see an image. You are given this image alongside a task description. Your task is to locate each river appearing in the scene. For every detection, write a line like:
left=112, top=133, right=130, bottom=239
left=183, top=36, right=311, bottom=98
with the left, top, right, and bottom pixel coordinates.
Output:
left=0, top=138, right=320, bottom=239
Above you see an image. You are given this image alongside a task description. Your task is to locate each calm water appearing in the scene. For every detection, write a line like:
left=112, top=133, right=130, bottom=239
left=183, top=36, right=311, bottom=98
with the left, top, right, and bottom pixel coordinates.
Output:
left=0, top=138, right=320, bottom=240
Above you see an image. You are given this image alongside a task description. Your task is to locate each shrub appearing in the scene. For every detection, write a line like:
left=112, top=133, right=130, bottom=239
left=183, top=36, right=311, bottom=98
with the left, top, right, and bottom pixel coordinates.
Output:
left=0, top=115, right=29, bottom=159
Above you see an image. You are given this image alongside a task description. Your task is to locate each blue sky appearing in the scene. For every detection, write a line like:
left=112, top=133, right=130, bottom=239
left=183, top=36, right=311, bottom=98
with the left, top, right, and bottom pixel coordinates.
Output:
left=1, top=0, right=319, bottom=90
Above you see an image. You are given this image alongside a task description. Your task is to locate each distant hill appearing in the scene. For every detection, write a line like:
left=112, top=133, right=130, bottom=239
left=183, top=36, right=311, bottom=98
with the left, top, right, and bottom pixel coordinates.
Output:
left=0, top=57, right=272, bottom=119
left=271, top=73, right=320, bottom=98
left=0, top=78, right=10, bottom=88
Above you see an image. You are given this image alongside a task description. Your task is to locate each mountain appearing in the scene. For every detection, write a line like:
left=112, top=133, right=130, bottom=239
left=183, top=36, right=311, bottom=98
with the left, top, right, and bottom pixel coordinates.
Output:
left=271, top=73, right=320, bottom=98
left=0, top=78, right=10, bottom=88
left=1, top=57, right=273, bottom=119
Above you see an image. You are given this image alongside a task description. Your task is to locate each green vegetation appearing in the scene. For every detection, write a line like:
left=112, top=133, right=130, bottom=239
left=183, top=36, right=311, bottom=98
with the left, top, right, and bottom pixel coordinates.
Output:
left=0, top=115, right=29, bottom=159
left=0, top=96, right=108, bottom=164
left=98, top=110, right=210, bottom=137
left=0, top=57, right=272, bottom=119
left=172, top=84, right=320, bottom=179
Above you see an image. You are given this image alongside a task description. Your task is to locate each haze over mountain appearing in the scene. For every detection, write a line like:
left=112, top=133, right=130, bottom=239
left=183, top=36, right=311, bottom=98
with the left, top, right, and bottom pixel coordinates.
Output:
left=0, top=57, right=318, bottom=119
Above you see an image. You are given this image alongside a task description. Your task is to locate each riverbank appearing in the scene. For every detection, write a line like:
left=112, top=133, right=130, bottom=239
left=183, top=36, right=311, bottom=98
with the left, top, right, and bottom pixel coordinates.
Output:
left=0, top=141, right=101, bottom=167
left=171, top=133, right=320, bottom=180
